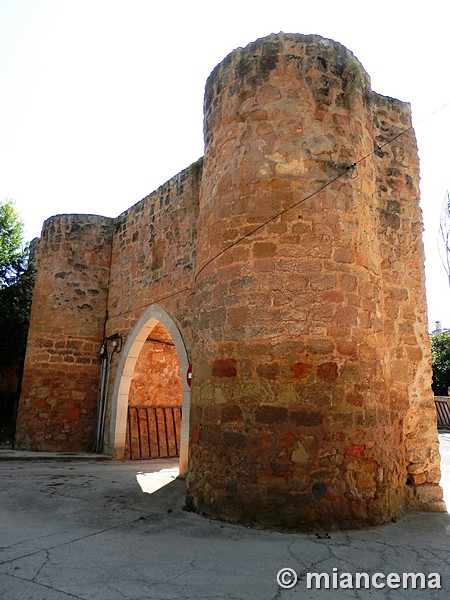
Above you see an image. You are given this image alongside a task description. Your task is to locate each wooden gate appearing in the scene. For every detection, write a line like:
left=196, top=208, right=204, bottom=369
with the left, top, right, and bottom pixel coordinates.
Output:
left=125, top=406, right=182, bottom=460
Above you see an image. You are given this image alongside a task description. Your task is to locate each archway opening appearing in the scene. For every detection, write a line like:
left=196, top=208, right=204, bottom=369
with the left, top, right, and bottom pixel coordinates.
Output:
left=125, top=322, right=182, bottom=461
left=109, top=305, right=190, bottom=475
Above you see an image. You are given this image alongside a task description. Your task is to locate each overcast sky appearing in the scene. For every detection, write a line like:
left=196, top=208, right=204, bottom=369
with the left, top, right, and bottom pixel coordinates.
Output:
left=1, top=0, right=449, bottom=330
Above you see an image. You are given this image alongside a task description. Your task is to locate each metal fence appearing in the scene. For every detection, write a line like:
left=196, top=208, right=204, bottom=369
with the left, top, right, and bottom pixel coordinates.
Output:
left=126, top=406, right=182, bottom=460
left=435, top=398, right=450, bottom=429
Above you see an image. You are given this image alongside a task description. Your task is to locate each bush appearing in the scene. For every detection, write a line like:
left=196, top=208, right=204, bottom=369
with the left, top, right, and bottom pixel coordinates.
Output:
left=431, top=332, right=450, bottom=396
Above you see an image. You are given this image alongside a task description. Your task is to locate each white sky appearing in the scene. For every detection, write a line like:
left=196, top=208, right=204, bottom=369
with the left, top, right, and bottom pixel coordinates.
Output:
left=1, top=0, right=449, bottom=330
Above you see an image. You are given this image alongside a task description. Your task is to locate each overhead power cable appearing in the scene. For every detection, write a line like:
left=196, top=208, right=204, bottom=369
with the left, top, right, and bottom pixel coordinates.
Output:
left=107, top=99, right=450, bottom=320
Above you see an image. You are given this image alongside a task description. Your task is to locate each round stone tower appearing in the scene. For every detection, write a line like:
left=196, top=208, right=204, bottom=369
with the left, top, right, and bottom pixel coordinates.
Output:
left=187, top=33, right=443, bottom=529
left=15, top=214, right=113, bottom=452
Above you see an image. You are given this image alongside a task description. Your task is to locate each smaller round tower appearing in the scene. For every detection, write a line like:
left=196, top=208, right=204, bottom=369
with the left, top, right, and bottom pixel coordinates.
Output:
left=15, top=214, right=113, bottom=452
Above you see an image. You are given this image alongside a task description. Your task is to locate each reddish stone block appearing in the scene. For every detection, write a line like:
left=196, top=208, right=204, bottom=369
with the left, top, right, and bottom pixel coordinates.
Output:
left=346, top=392, right=364, bottom=407
left=255, top=405, right=288, bottom=424
left=282, top=431, right=297, bottom=447
left=334, top=306, right=358, bottom=327
left=345, top=444, right=366, bottom=458
left=290, top=410, right=324, bottom=427
left=221, top=405, right=242, bottom=423
left=256, top=362, right=280, bottom=380
left=212, top=359, right=237, bottom=378
left=66, top=409, right=81, bottom=423
left=223, top=432, right=246, bottom=450
left=333, top=247, right=356, bottom=264
left=317, top=362, right=338, bottom=382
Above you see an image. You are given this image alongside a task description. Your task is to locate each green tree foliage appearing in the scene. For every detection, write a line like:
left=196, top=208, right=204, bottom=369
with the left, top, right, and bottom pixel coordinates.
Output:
left=0, top=201, right=33, bottom=360
left=0, top=200, right=36, bottom=443
left=0, top=200, right=28, bottom=287
left=0, top=258, right=35, bottom=363
left=431, top=332, right=450, bottom=396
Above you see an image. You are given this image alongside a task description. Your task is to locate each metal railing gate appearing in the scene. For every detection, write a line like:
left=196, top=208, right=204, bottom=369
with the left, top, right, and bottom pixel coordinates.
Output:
left=126, top=405, right=182, bottom=460
left=435, top=398, right=450, bottom=429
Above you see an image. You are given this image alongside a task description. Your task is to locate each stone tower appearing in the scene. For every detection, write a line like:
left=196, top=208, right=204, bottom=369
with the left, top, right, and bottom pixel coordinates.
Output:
left=186, top=33, right=443, bottom=529
left=15, top=215, right=113, bottom=451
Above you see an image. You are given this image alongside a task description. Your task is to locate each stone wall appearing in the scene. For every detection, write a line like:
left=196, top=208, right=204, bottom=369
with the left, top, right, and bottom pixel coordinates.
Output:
left=128, top=323, right=182, bottom=408
left=105, top=161, right=201, bottom=340
left=101, top=161, right=201, bottom=454
left=370, top=95, right=442, bottom=510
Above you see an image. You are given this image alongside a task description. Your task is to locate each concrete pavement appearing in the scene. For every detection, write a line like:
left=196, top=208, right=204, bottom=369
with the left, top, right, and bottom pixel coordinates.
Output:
left=0, top=436, right=449, bottom=599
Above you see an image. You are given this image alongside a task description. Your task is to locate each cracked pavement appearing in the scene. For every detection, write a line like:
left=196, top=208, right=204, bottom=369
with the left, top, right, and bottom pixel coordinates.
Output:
left=0, top=435, right=449, bottom=599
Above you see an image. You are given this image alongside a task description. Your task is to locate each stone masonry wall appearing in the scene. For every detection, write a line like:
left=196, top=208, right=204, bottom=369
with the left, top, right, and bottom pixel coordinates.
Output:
left=15, top=161, right=200, bottom=453
left=15, top=215, right=113, bottom=451
left=128, top=323, right=182, bottom=408
left=105, top=161, right=201, bottom=342
left=101, top=161, right=201, bottom=452
left=186, top=33, right=444, bottom=529
left=370, top=95, right=442, bottom=510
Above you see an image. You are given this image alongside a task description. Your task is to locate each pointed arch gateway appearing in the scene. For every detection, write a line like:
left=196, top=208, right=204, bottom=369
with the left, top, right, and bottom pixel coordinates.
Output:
left=109, top=305, right=190, bottom=475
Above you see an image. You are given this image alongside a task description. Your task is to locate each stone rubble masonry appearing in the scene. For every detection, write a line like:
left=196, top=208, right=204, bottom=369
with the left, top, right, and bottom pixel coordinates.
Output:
left=101, top=161, right=201, bottom=454
left=15, top=215, right=114, bottom=451
left=16, top=161, right=201, bottom=454
left=128, top=323, right=182, bottom=409
left=15, top=32, right=444, bottom=529
left=187, top=32, right=444, bottom=529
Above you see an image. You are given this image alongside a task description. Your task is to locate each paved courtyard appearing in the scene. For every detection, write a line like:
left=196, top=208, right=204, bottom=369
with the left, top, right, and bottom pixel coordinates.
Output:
left=0, top=435, right=449, bottom=599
